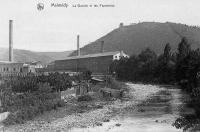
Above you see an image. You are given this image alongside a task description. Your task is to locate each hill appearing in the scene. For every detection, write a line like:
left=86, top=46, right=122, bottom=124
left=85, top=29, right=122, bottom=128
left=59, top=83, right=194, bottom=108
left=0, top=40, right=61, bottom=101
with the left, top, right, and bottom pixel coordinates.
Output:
left=70, top=22, right=200, bottom=56
left=37, top=51, right=74, bottom=60
left=0, top=48, right=73, bottom=65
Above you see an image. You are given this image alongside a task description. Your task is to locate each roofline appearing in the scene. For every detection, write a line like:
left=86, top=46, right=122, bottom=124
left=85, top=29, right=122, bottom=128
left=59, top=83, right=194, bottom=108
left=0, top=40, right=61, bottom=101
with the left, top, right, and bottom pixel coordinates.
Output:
left=0, top=61, right=24, bottom=64
left=55, top=51, right=123, bottom=61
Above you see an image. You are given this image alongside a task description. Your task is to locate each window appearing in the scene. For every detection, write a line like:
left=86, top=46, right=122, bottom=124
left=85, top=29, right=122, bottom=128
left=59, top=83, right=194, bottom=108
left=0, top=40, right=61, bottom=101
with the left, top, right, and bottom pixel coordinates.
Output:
left=6, top=67, right=9, bottom=71
left=3, top=68, right=6, bottom=72
left=13, top=68, right=16, bottom=71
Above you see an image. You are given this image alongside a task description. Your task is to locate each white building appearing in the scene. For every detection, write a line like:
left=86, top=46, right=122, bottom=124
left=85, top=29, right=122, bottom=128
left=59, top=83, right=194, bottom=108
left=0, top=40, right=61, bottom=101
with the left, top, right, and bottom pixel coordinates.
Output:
left=113, top=51, right=129, bottom=60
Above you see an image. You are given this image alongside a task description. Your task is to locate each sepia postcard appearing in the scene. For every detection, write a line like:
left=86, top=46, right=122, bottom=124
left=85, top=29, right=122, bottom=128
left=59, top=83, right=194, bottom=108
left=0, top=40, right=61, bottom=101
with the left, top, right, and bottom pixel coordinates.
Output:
left=0, top=0, right=200, bottom=131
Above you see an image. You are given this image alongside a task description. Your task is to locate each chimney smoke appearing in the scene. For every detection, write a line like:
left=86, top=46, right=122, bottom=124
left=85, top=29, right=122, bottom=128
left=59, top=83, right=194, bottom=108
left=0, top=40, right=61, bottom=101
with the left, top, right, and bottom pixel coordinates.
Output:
left=9, top=20, right=13, bottom=62
left=101, top=41, right=104, bottom=53
left=77, top=35, right=80, bottom=56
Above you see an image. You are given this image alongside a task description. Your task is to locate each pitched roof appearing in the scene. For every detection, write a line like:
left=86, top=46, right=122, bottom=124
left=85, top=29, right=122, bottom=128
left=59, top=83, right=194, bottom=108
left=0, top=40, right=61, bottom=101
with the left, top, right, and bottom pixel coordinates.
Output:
left=0, top=61, right=23, bottom=64
left=56, top=51, right=121, bottom=61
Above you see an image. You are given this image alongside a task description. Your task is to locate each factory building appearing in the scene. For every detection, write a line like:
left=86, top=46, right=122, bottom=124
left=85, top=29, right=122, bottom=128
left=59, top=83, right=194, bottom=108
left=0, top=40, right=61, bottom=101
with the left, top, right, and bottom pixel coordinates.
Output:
left=0, top=61, right=38, bottom=77
left=0, top=20, right=37, bottom=77
left=0, top=61, right=24, bottom=76
left=54, top=51, right=129, bottom=74
left=52, top=35, right=129, bottom=74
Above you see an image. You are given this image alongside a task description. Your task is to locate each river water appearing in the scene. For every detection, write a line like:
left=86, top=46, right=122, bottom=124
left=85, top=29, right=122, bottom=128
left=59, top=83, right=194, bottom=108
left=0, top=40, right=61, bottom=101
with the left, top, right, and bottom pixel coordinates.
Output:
left=70, top=85, right=196, bottom=132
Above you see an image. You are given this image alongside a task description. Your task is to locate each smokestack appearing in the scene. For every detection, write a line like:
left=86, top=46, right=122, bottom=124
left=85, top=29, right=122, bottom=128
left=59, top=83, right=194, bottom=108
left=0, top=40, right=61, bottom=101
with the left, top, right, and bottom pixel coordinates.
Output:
left=9, top=20, right=13, bottom=62
left=100, top=41, right=104, bottom=53
left=77, top=35, right=80, bottom=56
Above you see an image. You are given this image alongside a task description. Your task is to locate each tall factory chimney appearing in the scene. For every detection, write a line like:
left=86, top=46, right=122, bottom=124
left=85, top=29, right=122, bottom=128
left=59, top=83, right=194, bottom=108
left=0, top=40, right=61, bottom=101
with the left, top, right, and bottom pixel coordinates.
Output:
left=9, top=20, right=13, bottom=62
left=77, top=35, right=80, bottom=56
left=100, top=41, right=104, bottom=53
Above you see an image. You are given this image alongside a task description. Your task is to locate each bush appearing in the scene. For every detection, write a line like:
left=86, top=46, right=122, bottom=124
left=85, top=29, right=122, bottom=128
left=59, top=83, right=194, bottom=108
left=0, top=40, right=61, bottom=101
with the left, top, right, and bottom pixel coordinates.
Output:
left=91, top=83, right=105, bottom=92
left=77, top=95, right=92, bottom=102
left=7, top=73, right=73, bottom=93
left=1, top=72, right=74, bottom=126
left=1, top=82, right=66, bottom=126
left=57, top=100, right=66, bottom=107
left=3, top=98, right=65, bottom=125
left=3, top=113, right=23, bottom=125
left=106, top=77, right=122, bottom=90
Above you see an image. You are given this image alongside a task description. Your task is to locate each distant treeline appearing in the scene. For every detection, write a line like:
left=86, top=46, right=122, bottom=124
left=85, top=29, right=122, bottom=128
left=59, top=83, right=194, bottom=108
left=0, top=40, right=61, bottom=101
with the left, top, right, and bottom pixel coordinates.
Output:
left=110, top=37, right=200, bottom=88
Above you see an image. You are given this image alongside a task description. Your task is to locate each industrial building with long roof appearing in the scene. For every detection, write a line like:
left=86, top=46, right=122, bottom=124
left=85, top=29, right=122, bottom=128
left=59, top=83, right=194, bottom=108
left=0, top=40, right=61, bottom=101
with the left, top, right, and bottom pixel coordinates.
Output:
left=53, top=50, right=129, bottom=74
left=49, top=36, right=129, bottom=74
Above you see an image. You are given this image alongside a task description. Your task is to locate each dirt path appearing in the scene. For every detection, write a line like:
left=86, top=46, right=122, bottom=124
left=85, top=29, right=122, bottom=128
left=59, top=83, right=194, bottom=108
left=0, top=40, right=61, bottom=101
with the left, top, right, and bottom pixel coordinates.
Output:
left=3, top=83, right=165, bottom=132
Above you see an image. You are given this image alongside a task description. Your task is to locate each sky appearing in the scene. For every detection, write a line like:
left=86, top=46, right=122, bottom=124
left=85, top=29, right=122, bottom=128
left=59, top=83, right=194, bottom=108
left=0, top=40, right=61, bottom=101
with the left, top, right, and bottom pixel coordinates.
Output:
left=0, top=0, right=199, bottom=52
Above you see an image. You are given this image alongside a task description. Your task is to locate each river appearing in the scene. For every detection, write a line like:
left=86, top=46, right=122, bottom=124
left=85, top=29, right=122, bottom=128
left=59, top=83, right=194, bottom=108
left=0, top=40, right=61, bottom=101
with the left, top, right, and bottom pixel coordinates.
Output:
left=70, top=85, right=196, bottom=132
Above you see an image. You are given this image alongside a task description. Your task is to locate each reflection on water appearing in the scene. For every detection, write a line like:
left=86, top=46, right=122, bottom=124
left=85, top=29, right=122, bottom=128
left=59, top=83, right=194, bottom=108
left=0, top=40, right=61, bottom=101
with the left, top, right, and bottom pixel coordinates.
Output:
left=71, top=86, right=199, bottom=132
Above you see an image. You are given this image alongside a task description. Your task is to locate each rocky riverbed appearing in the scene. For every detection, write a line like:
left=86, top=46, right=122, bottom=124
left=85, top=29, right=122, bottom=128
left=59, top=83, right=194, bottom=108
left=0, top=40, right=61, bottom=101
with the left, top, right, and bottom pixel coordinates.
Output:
left=3, top=83, right=181, bottom=132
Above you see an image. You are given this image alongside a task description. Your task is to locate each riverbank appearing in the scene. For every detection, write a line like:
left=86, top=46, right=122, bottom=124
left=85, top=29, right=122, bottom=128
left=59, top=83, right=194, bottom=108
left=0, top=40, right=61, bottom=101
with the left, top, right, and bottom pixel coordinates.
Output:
left=4, top=83, right=163, bottom=132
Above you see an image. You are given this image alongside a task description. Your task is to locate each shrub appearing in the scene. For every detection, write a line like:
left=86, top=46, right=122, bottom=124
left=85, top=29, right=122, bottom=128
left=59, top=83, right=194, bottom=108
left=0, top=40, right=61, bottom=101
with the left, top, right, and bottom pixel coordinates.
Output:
left=106, top=77, right=122, bottom=90
left=77, top=94, right=92, bottom=102
left=57, top=100, right=66, bottom=107
left=1, top=82, right=66, bottom=126
left=3, top=113, right=22, bottom=125
left=1, top=73, right=74, bottom=126
left=91, top=83, right=105, bottom=92
left=6, top=73, right=73, bottom=93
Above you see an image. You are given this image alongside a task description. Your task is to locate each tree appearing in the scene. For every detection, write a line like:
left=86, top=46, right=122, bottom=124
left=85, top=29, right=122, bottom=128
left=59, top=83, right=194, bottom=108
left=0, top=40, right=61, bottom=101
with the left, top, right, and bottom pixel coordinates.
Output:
left=138, top=48, right=157, bottom=63
left=155, top=43, right=175, bottom=83
left=177, top=37, right=191, bottom=62
left=115, top=57, right=129, bottom=80
left=109, top=60, right=119, bottom=75
left=137, top=48, right=158, bottom=82
left=163, top=43, right=171, bottom=63
left=179, top=49, right=200, bottom=91
left=176, top=37, right=192, bottom=84
left=126, top=55, right=140, bottom=80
